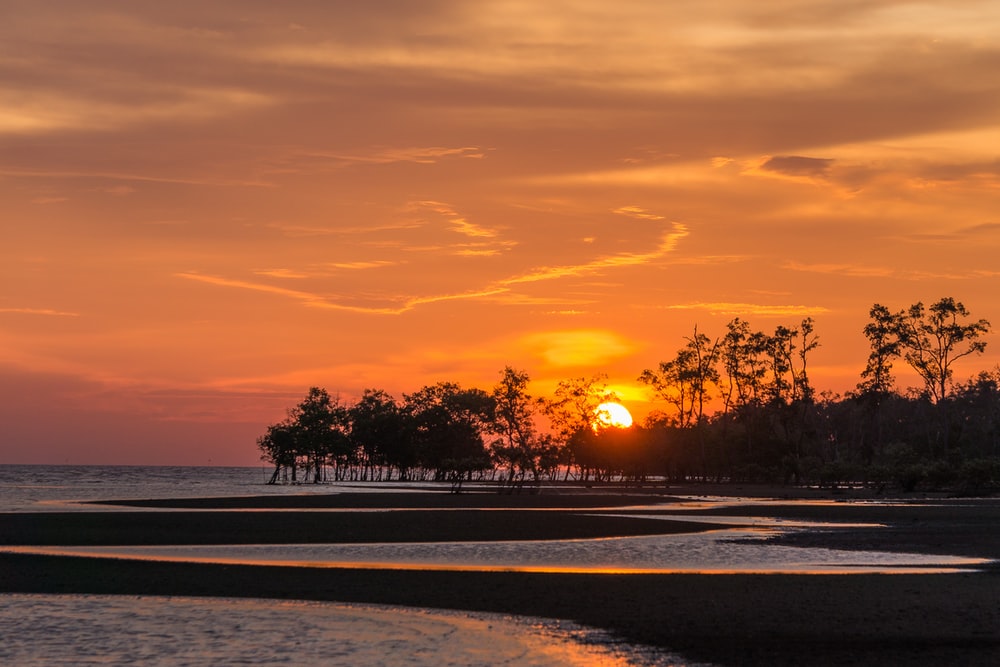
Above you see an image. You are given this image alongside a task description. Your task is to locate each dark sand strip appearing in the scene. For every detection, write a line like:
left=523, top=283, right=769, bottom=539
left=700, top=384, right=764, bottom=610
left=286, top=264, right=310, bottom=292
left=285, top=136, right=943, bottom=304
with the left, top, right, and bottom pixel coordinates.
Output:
left=664, top=499, right=1000, bottom=559
left=2, top=553, right=998, bottom=666
left=87, top=490, right=669, bottom=510
left=0, top=510, right=722, bottom=546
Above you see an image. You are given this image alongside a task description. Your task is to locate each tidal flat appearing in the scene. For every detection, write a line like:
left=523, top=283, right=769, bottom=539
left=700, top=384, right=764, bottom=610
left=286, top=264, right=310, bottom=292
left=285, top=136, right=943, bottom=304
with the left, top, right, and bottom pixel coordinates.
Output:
left=2, top=483, right=1000, bottom=666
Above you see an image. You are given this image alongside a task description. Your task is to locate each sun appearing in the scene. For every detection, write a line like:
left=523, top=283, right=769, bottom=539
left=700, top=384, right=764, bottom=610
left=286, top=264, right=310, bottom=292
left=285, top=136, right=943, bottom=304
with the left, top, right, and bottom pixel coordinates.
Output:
left=593, top=402, right=633, bottom=429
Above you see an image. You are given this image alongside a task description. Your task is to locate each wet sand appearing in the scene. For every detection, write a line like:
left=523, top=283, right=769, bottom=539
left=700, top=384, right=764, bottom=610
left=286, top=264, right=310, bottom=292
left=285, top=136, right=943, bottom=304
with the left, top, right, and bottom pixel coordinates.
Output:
left=2, top=485, right=999, bottom=666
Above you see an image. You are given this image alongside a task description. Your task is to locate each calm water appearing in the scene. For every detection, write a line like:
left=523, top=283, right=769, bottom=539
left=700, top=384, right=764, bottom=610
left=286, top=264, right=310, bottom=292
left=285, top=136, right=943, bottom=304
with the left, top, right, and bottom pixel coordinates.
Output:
left=13, top=530, right=984, bottom=574
left=0, top=595, right=681, bottom=667
left=0, top=464, right=350, bottom=512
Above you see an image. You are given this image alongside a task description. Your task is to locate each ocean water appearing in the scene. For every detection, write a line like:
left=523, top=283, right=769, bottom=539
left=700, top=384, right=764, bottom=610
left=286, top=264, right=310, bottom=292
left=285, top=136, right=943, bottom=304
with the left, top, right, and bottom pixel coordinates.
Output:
left=0, top=464, right=341, bottom=512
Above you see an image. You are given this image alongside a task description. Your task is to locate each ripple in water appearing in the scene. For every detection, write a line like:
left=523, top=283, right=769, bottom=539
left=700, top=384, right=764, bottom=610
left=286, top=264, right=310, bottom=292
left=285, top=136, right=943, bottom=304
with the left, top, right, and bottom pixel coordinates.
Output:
left=0, top=594, right=689, bottom=667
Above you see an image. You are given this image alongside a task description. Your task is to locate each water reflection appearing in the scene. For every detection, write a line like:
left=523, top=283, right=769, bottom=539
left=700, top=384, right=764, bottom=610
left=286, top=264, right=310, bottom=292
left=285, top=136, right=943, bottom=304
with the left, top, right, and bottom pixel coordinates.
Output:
left=0, top=594, right=674, bottom=667
left=5, top=528, right=988, bottom=574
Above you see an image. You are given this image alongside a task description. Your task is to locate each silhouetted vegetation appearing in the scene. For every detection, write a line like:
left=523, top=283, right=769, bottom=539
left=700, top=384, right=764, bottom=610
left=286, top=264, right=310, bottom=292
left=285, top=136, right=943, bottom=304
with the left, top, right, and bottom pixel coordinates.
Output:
left=258, top=297, right=1000, bottom=494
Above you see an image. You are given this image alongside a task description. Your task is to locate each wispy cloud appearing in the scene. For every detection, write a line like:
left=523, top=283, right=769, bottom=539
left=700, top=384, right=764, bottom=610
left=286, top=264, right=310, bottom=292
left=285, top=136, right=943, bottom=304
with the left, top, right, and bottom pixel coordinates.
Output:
left=176, top=273, right=401, bottom=315
left=613, top=206, right=665, bottom=220
left=760, top=155, right=835, bottom=179
left=0, top=86, right=273, bottom=136
left=325, top=261, right=397, bottom=270
left=177, top=272, right=510, bottom=315
left=783, top=261, right=894, bottom=278
left=902, top=222, right=1000, bottom=243
left=253, top=269, right=310, bottom=279
left=413, top=200, right=500, bottom=239
left=0, top=167, right=272, bottom=188
left=453, top=245, right=516, bottom=257
left=177, top=222, right=688, bottom=316
left=662, top=302, right=830, bottom=317
left=0, top=308, right=79, bottom=317
left=295, top=146, right=486, bottom=167
left=501, top=223, right=688, bottom=286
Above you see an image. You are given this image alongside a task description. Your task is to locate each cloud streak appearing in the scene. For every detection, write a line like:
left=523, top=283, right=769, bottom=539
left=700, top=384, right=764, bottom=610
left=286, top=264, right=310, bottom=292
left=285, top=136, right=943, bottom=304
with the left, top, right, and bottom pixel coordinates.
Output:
left=662, top=302, right=831, bottom=317
left=501, top=223, right=689, bottom=286
left=0, top=308, right=79, bottom=317
left=176, top=222, right=689, bottom=315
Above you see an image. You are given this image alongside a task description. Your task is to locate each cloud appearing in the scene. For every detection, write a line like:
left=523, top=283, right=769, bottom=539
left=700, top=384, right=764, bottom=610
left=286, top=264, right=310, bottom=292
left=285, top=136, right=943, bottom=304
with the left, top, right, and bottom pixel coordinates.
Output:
left=902, top=222, right=1000, bottom=243
left=453, top=243, right=517, bottom=257
left=662, top=302, right=831, bottom=317
left=613, top=206, right=665, bottom=220
left=782, top=261, right=894, bottom=278
left=325, top=261, right=397, bottom=270
left=0, top=166, right=271, bottom=188
left=413, top=201, right=500, bottom=239
left=502, top=223, right=689, bottom=286
left=176, top=273, right=401, bottom=315
left=761, top=155, right=835, bottom=178
left=293, top=146, right=486, bottom=167
left=0, top=308, right=79, bottom=317
left=177, top=222, right=688, bottom=316
left=177, top=271, right=511, bottom=315
left=0, top=86, right=273, bottom=136
left=253, top=269, right=310, bottom=279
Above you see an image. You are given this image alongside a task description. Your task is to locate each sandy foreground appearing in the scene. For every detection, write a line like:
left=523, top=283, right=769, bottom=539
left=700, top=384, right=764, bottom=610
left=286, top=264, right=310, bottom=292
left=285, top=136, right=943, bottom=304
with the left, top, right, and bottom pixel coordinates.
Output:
left=1, top=484, right=999, bottom=666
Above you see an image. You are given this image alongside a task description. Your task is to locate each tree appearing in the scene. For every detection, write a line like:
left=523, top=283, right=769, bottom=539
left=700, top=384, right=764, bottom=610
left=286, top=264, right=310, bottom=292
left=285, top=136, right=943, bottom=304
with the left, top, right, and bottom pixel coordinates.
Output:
left=405, top=382, right=494, bottom=491
left=489, top=366, right=543, bottom=491
left=796, top=317, right=820, bottom=403
left=541, top=374, right=617, bottom=478
left=293, top=387, right=349, bottom=483
left=640, top=326, right=719, bottom=427
left=257, top=387, right=349, bottom=484
left=896, top=297, right=991, bottom=404
left=349, top=388, right=412, bottom=480
left=720, top=318, right=769, bottom=413
left=857, top=304, right=905, bottom=459
left=257, top=420, right=298, bottom=484
left=859, top=304, right=903, bottom=398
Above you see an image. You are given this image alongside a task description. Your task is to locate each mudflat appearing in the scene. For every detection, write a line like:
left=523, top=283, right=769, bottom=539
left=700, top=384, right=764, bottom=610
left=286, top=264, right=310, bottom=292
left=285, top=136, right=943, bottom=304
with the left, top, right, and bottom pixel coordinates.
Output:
left=2, top=485, right=999, bottom=666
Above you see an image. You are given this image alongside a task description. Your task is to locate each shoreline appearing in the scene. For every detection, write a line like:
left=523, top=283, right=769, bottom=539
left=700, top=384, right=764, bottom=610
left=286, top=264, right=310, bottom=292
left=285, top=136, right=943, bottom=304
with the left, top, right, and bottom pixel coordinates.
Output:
left=2, top=487, right=999, bottom=665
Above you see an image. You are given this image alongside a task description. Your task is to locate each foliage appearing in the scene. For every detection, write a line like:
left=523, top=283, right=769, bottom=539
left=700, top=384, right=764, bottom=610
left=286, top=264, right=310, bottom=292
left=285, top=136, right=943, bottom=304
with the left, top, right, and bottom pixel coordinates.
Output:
left=256, top=296, right=1000, bottom=494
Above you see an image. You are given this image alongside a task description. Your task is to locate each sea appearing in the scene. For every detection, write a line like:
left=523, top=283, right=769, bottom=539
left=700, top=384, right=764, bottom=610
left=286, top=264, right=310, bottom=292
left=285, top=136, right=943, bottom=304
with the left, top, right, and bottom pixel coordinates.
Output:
left=0, top=464, right=990, bottom=666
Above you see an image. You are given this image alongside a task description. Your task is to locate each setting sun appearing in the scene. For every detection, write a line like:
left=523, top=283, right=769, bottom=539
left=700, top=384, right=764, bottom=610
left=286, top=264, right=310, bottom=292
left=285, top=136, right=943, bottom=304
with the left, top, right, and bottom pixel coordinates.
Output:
left=594, top=402, right=634, bottom=430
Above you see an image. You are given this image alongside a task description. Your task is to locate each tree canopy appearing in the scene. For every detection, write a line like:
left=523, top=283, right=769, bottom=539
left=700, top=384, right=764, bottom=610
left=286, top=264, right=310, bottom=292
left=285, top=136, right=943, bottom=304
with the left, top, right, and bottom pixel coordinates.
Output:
left=259, top=297, right=998, bottom=494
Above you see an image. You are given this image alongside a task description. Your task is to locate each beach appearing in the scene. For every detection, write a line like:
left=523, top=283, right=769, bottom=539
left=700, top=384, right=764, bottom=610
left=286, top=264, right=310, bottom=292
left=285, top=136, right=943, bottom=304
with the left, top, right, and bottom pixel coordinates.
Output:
left=2, top=485, right=999, bottom=666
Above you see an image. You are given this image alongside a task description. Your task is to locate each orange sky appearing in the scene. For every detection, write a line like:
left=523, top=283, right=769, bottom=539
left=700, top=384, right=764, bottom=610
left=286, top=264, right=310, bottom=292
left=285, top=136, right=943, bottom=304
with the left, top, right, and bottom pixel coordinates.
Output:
left=3, top=1, right=1000, bottom=465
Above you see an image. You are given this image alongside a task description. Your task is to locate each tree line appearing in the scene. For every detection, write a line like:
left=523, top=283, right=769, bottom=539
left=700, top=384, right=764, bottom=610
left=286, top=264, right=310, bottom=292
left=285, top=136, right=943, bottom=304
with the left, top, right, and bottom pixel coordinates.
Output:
left=258, top=297, right=1000, bottom=493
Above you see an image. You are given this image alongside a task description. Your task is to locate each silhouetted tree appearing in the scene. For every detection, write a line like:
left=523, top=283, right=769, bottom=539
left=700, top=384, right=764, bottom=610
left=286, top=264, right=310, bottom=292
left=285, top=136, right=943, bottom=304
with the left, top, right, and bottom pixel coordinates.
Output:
left=258, top=420, right=298, bottom=484
left=639, top=327, right=719, bottom=428
left=257, top=387, right=349, bottom=483
left=541, top=374, right=617, bottom=479
left=405, top=382, right=494, bottom=491
left=489, top=366, right=544, bottom=491
left=896, top=297, right=991, bottom=404
left=349, top=388, right=412, bottom=480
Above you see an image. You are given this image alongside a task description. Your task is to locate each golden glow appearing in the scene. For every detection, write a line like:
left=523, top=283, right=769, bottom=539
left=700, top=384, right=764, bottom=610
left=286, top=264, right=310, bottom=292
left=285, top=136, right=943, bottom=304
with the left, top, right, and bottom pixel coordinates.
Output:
left=594, top=402, right=634, bottom=429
